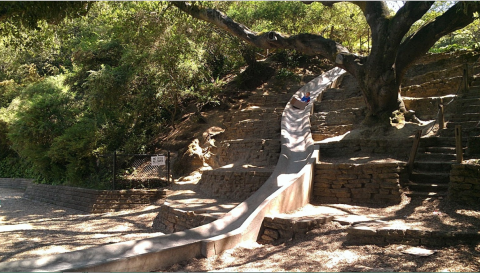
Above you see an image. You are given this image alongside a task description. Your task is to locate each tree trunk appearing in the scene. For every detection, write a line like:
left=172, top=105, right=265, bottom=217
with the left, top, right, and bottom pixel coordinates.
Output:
left=357, top=61, right=406, bottom=119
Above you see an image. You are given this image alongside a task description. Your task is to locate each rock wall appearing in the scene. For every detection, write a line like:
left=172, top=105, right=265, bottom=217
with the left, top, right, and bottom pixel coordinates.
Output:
left=222, top=108, right=283, bottom=140
left=211, top=139, right=281, bottom=167
left=260, top=215, right=334, bottom=243
left=319, top=139, right=414, bottom=159
left=347, top=224, right=480, bottom=247
left=313, top=162, right=407, bottom=205
left=23, top=183, right=166, bottom=213
left=0, top=178, right=33, bottom=189
left=198, top=169, right=273, bottom=200
left=152, top=203, right=218, bottom=233
left=449, top=163, right=480, bottom=205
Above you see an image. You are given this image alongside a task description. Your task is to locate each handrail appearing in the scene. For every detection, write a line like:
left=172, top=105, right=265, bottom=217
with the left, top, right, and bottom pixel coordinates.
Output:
left=455, top=125, right=463, bottom=163
left=407, top=130, right=422, bottom=175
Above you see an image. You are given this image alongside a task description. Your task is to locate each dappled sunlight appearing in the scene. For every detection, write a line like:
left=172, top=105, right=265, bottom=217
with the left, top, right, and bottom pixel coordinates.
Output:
left=324, top=250, right=359, bottom=269
left=30, top=246, right=69, bottom=256
left=0, top=188, right=165, bottom=263
left=0, top=223, right=32, bottom=233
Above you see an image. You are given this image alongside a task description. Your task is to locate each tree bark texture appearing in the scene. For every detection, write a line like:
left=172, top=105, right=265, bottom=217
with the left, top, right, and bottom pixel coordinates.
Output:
left=173, top=1, right=480, bottom=118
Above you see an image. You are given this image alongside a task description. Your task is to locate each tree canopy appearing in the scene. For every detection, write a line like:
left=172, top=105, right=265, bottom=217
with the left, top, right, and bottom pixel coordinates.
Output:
left=173, top=1, right=480, bottom=118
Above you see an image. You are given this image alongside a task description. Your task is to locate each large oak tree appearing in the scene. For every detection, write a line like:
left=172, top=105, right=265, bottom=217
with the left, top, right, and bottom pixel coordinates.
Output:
left=172, top=1, right=480, bottom=122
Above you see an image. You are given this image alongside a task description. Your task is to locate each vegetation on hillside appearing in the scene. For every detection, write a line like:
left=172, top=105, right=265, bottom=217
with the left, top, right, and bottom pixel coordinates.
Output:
left=0, top=1, right=478, bottom=187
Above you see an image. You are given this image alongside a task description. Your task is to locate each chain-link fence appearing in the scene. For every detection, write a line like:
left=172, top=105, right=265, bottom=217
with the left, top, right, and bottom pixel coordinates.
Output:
left=97, top=152, right=171, bottom=190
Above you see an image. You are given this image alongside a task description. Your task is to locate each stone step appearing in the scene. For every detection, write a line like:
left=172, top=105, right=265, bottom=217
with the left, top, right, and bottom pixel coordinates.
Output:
left=222, top=119, right=281, bottom=140
left=247, top=93, right=293, bottom=107
left=311, top=108, right=366, bottom=126
left=446, top=121, right=480, bottom=129
left=224, top=106, right=283, bottom=123
left=406, top=181, right=449, bottom=192
left=424, top=146, right=456, bottom=154
left=409, top=171, right=450, bottom=184
left=449, top=113, right=480, bottom=122
left=420, top=136, right=467, bottom=147
left=455, top=96, right=480, bottom=104
left=416, top=152, right=456, bottom=161
left=314, top=97, right=365, bottom=112
left=311, top=125, right=353, bottom=140
left=405, top=191, right=448, bottom=198
left=436, top=127, right=480, bottom=138
left=412, top=161, right=454, bottom=172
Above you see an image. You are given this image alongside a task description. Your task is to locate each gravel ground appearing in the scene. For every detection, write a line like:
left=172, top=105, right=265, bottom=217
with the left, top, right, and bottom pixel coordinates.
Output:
left=161, top=195, right=480, bottom=272
left=1, top=187, right=480, bottom=272
left=0, top=188, right=164, bottom=263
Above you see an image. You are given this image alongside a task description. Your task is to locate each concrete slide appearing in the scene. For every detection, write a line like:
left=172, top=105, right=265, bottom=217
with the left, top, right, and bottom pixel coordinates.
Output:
left=0, top=67, right=346, bottom=272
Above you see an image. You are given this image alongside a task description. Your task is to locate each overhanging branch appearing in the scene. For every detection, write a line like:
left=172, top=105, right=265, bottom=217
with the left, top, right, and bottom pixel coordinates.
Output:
left=396, top=1, right=480, bottom=76
left=172, top=1, right=350, bottom=63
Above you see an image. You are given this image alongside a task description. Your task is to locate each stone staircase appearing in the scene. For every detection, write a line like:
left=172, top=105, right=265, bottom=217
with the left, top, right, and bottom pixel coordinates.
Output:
left=201, top=92, right=291, bottom=200
left=311, top=73, right=365, bottom=143
left=156, top=87, right=295, bottom=233
left=405, top=57, right=480, bottom=198
left=309, top=51, right=480, bottom=199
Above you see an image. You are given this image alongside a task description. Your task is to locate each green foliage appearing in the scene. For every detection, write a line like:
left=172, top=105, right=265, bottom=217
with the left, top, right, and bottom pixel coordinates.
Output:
left=226, top=1, right=368, bottom=53
left=276, top=68, right=301, bottom=83
left=1, top=1, right=477, bottom=188
left=0, top=155, right=35, bottom=178
left=7, top=75, right=76, bottom=182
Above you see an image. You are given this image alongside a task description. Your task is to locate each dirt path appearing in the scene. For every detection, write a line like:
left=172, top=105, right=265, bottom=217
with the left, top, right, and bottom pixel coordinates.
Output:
left=1, top=187, right=480, bottom=271
left=0, top=188, right=163, bottom=263
left=161, top=195, right=480, bottom=272
left=162, top=221, right=480, bottom=272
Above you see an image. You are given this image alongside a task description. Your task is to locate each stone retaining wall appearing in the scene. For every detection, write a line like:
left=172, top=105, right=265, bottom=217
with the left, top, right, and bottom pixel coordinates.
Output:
left=319, top=139, right=414, bottom=159
left=260, top=215, right=334, bottom=243
left=23, top=183, right=166, bottom=213
left=0, top=178, right=33, bottom=189
left=212, top=139, right=281, bottom=167
left=247, top=93, right=292, bottom=107
left=347, top=224, right=480, bottom=247
left=152, top=203, right=218, bottom=233
left=449, top=163, right=480, bottom=205
left=198, top=169, right=273, bottom=200
left=313, top=162, right=407, bottom=205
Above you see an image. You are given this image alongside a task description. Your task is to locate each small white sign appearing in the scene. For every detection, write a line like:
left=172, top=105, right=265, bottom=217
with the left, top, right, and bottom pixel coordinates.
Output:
left=151, top=155, right=165, bottom=166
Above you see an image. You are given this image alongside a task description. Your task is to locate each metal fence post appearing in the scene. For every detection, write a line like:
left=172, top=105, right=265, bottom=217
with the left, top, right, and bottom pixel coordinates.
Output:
left=112, top=150, right=116, bottom=190
left=167, top=151, right=171, bottom=184
left=455, top=125, right=463, bottom=163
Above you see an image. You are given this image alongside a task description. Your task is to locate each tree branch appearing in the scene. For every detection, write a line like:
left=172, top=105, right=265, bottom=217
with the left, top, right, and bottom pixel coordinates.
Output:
left=389, top=1, right=434, bottom=46
left=172, top=1, right=350, bottom=63
left=396, top=1, right=480, bottom=76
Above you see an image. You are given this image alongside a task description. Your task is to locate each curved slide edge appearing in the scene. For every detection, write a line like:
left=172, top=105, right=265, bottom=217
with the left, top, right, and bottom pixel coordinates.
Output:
left=0, top=68, right=346, bottom=272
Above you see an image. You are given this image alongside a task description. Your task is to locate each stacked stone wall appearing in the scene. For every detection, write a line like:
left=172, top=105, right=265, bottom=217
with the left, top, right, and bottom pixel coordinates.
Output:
left=313, top=163, right=407, bottom=205
left=198, top=169, right=272, bottom=200
left=260, top=215, right=334, bottom=242
left=152, top=204, right=218, bottom=233
left=247, top=93, right=292, bottom=107
left=347, top=225, right=480, bottom=247
left=223, top=119, right=281, bottom=140
left=0, top=178, right=33, bottom=189
left=319, top=139, right=414, bottom=159
left=23, top=183, right=165, bottom=213
left=212, top=139, right=280, bottom=167
left=449, top=163, right=480, bottom=205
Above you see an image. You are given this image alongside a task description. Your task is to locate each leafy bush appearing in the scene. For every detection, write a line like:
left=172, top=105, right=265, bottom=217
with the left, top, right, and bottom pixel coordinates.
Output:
left=7, top=75, right=77, bottom=183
